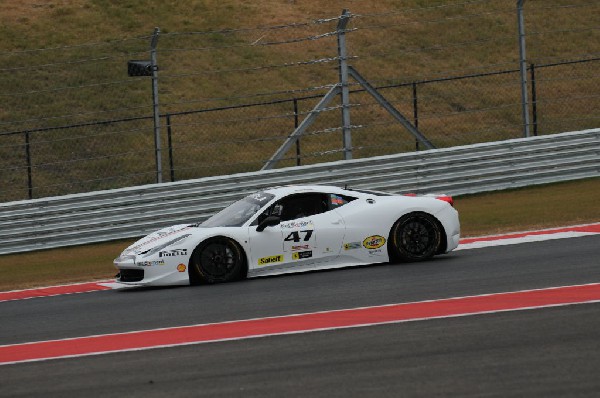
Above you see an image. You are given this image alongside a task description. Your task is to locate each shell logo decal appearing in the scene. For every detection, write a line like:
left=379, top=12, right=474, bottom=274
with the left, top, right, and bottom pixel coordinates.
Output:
left=177, top=264, right=187, bottom=272
left=363, top=235, right=386, bottom=249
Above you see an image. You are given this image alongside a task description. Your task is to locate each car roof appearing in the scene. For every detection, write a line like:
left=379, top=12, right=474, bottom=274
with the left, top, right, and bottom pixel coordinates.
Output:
left=262, top=184, right=377, bottom=198
left=262, top=185, right=341, bottom=195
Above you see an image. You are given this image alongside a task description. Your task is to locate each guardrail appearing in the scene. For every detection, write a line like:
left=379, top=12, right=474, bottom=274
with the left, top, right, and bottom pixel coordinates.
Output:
left=1, top=128, right=598, bottom=255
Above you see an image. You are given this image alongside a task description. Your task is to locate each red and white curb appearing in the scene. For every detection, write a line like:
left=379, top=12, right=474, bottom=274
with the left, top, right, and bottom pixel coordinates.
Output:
left=2, top=282, right=600, bottom=366
left=0, top=281, right=113, bottom=303
left=1, top=222, right=599, bottom=303
left=456, top=222, right=600, bottom=251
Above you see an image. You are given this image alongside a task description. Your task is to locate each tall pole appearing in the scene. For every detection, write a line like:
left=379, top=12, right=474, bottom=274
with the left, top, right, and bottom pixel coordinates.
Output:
left=150, top=27, right=163, bottom=183
left=412, top=82, right=419, bottom=151
left=517, top=0, right=530, bottom=138
left=293, top=98, right=301, bottom=166
left=337, top=9, right=352, bottom=160
left=530, top=63, right=538, bottom=136
left=25, top=131, right=33, bottom=200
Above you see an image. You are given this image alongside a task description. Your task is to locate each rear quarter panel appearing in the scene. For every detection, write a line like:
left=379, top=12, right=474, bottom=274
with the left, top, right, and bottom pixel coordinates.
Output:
left=335, top=195, right=452, bottom=261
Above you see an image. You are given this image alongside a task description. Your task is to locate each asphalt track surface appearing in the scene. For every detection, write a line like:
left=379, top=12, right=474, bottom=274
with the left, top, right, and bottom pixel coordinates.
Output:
left=1, top=235, right=600, bottom=397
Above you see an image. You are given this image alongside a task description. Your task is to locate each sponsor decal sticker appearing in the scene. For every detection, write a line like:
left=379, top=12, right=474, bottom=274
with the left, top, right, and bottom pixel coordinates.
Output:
left=136, top=260, right=165, bottom=267
left=251, top=192, right=271, bottom=203
left=258, top=255, right=284, bottom=266
left=159, top=249, right=188, bottom=257
left=344, top=242, right=362, bottom=250
left=281, top=220, right=314, bottom=229
left=123, top=227, right=191, bottom=254
left=177, top=264, right=187, bottom=272
left=291, top=244, right=311, bottom=252
left=363, top=235, right=386, bottom=249
left=292, top=251, right=313, bottom=260
left=368, top=249, right=383, bottom=255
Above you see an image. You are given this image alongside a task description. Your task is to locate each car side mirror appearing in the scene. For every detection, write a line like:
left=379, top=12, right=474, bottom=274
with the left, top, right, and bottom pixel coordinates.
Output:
left=256, top=215, right=280, bottom=232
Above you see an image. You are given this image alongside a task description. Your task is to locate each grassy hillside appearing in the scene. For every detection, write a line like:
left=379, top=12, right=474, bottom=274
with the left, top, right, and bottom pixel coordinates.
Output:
left=0, top=1, right=598, bottom=201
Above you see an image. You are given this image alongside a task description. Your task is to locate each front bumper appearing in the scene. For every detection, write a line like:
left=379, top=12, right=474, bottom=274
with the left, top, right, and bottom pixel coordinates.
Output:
left=113, top=255, right=191, bottom=286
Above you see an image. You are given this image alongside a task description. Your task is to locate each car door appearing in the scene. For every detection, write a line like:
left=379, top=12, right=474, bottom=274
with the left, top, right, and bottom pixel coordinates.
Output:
left=247, top=192, right=346, bottom=273
left=282, top=209, right=345, bottom=263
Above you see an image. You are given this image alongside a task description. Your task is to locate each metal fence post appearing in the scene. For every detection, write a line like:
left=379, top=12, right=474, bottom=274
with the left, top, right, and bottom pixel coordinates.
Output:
left=517, top=0, right=531, bottom=138
left=25, top=131, right=33, bottom=200
left=412, top=82, right=419, bottom=151
left=166, top=113, right=175, bottom=182
left=530, top=63, right=538, bottom=136
left=293, top=98, right=301, bottom=166
left=337, top=9, right=352, bottom=160
left=150, top=27, right=163, bottom=183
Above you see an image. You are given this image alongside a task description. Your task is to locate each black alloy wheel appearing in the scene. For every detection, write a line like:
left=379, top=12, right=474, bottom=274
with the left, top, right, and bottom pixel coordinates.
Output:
left=190, top=238, right=244, bottom=284
left=389, top=212, right=441, bottom=262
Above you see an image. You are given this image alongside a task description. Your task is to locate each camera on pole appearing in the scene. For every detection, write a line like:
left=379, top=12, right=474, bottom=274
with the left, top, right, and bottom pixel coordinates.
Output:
left=127, top=60, right=154, bottom=77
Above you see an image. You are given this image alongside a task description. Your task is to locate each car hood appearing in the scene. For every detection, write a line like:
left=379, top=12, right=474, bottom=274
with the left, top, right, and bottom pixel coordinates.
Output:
left=121, top=224, right=194, bottom=256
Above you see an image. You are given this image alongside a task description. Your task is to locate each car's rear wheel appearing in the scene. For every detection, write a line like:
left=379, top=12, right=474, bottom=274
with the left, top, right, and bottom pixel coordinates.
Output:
left=189, top=237, right=245, bottom=284
left=389, top=212, right=441, bottom=262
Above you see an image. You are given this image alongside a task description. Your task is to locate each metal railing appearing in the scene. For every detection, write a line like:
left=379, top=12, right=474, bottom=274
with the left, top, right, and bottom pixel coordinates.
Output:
left=0, top=128, right=597, bottom=255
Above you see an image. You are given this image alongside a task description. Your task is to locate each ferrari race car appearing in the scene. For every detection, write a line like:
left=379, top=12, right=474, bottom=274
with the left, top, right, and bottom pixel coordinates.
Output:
left=114, top=185, right=460, bottom=286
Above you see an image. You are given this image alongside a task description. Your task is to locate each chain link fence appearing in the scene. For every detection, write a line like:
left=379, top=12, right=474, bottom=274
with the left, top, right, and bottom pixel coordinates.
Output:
left=0, top=37, right=157, bottom=201
left=1, top=0, right=598, bottom=202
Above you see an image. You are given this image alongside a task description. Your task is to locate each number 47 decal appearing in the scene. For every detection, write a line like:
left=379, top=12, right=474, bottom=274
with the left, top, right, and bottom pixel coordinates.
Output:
left=284, top=230, right=313, bottom=242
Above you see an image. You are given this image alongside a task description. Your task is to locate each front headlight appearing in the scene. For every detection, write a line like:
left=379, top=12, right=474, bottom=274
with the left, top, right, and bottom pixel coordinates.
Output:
left=141, top=234, right=191, bottom=257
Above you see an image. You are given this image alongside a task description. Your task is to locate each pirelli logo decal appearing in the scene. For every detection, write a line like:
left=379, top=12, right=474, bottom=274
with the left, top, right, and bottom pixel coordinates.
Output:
left=258, top=255, right=284, bottom=266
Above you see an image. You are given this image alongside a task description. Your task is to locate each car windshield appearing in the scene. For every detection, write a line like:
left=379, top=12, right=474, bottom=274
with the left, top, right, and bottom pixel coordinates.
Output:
left=200, top=192, right=275, bottom=227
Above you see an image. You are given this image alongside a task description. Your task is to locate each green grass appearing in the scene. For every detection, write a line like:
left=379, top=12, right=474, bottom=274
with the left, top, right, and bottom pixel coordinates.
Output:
left=454, top=178, right=600, bottom=236
left=0, top=1, right=599, bottom=201
left=0, top=178, right=598, bottom=292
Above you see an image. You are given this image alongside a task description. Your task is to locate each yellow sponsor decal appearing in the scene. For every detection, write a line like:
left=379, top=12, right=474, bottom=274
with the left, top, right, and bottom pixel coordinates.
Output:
left=177, top=263, right=187, bottom=272
left=363, top=235, right=386, bottom=249
left=258, top=254, right=284, bottom=266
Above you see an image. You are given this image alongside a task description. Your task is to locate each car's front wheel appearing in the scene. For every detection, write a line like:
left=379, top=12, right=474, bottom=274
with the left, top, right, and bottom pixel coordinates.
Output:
left=389, top=212, right=441, bottom=262
left=189, top=237, right=245, bottom=284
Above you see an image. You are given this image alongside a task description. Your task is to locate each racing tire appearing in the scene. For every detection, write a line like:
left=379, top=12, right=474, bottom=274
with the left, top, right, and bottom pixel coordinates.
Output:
left=389, top=212, right=441, bottom=262
left=189, top=237, right=245, bottom=284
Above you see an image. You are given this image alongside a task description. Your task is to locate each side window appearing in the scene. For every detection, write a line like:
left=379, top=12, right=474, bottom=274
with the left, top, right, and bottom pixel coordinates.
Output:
left=254, top=204, right=275, bottom=226
left=278, top=193, right=329, bottom=222
left=329, top=193, right=357, bottom=209
left=253, top=193, right=357, bottom=225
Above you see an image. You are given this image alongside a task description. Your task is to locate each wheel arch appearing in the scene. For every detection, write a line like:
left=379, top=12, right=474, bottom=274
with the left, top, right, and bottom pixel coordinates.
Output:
left=433, top=216, right=448, bottom=254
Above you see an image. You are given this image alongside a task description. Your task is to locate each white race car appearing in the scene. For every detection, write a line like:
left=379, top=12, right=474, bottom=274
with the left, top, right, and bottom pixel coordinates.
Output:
left=114, top=185, right=460, bottom=286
